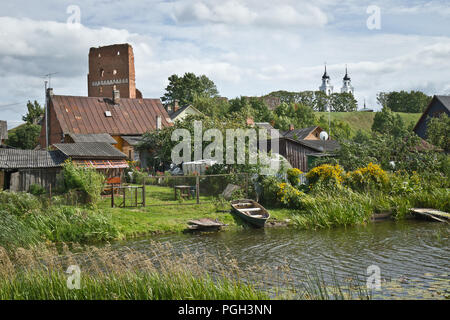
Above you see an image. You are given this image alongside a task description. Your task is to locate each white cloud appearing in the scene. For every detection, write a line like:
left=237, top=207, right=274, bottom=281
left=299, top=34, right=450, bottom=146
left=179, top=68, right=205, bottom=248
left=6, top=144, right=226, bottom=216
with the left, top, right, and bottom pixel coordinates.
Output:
left=172, top=0, right=328, bottom=27
left=0, top=0, right=450, bottom=126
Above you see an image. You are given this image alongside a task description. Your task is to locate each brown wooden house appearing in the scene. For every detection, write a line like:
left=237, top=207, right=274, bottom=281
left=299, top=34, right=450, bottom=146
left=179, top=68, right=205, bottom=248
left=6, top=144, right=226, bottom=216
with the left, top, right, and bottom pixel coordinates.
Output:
left=39, top=89, right=172, bottom=161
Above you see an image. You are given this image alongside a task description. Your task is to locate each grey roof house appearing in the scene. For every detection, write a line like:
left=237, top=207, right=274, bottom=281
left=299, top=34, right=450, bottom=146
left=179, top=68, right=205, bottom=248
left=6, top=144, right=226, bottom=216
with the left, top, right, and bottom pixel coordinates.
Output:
left=0, top=142, right=129, bottom=192
left=413, top=95, right=450, bottom=141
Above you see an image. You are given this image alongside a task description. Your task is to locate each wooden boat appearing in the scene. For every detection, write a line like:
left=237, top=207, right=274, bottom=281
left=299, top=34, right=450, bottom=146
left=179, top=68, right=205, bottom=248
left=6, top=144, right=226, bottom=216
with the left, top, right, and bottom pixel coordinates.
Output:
left=186, top=218, right=226, bottom=232
left=230, top=199, right=270, bottom=228
left=410, top=208, right=449, bottom=223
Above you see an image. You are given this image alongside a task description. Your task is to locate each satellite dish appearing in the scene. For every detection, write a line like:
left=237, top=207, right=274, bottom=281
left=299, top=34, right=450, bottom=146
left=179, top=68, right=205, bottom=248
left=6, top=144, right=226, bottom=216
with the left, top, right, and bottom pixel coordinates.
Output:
left=320, top=131, right=329, bottom=141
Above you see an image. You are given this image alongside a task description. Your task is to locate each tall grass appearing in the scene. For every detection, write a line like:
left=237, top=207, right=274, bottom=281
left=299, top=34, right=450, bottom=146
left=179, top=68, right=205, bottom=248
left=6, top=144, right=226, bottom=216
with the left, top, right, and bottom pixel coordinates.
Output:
left=0, top=241, right=371, bottom=300
left=0, top=191, right=118, bottom=248
left=290, top=187, right=450, bottom=229
left=292, top=190, right=374, bottom=229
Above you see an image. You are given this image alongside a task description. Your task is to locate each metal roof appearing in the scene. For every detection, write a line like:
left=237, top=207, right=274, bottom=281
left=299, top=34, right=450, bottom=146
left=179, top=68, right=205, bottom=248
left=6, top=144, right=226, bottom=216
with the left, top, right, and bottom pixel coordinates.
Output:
left=121, top=135, right=143, bottom=146
left=69, top=133, right=117, bottom=144
left=298, top=139, right=341, bottom=152
left=0, top=149, right=66, bottom=169
left=50, top=94, right=172, bottom=136
left=53, top=142, right=127, bottom=160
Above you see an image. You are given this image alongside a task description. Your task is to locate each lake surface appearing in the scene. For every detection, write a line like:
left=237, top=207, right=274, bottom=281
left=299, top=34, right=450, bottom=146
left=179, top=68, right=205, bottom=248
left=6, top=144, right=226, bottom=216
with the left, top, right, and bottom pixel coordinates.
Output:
left=114, top=220, right=449, bottom=299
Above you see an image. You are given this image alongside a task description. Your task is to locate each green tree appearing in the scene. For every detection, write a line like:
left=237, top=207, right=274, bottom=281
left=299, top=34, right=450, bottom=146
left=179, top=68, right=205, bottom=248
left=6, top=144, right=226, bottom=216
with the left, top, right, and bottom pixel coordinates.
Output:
left=377, top=91, right=432, bottom=113
left=426, top=113, right=450, bottom=152
left=6, top=124, right=41, bottom=149
left=192, top=94, right=230, bottom=117
left=316, top=115, right=351, bottom=140
left=161, top=73, right=219, bottom=107
left=330, top=93, right=358, bottom=112
left=22, top=100, right=44, bottom=125
left=371, top=108, right=406, bottom=137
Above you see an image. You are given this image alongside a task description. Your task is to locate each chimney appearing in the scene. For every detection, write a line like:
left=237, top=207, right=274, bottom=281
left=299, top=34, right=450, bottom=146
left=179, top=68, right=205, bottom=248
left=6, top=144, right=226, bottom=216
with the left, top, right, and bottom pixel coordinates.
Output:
left=113, top=89, right=120, bottom=104
left=46, top=88, right=53, bottom=98
left=246, top=117, right=254, bottom=126
left=289, top=124, right=294, bottom=131
left=156, top=116, right=162, bottom=130
left=174, top=100, right=180, bottom=112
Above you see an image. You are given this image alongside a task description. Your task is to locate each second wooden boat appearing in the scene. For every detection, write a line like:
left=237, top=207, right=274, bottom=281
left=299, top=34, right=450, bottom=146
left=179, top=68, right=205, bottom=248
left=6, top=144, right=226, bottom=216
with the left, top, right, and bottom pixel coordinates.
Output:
left=230, top=199, right=270, bottom=228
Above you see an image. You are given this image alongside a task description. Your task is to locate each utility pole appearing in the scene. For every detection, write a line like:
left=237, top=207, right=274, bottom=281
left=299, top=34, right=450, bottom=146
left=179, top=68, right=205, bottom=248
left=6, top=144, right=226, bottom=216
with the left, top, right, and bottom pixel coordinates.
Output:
left=44, top=80, right=48, bottom=149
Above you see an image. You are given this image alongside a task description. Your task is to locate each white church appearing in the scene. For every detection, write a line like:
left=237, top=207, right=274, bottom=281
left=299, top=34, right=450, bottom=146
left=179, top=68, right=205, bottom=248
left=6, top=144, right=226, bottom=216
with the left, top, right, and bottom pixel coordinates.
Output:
left=319, top=65, right=354, bottom=96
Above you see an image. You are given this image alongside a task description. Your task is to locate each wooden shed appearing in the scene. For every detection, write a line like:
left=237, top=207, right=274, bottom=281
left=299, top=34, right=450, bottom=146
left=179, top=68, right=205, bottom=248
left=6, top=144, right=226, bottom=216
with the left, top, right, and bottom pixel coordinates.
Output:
left=263, top=137, right=340, bottom=172
left=0, top=148, right=65, bottom=192
left=1, top=142, right=129, bottom=192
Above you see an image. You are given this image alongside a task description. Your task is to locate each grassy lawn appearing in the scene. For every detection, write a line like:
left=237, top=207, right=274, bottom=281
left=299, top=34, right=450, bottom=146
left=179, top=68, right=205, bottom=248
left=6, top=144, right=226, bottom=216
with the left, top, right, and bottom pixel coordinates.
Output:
left=315, top=112, right=421, bottom=136
left=98, top=184, right=292, bottom=238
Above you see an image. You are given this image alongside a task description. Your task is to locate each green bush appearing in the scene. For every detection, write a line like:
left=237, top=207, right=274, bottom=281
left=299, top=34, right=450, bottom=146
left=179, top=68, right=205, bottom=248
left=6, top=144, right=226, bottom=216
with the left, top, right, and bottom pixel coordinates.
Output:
left=260, top=176, right=281, bottom=206
left=61, top=160, right=105, bottom=204
left=287, top=168, right=303, bottom=186
left=29, top=184, right=46, bottom=196
left=0, top=191, right=42, bottom=217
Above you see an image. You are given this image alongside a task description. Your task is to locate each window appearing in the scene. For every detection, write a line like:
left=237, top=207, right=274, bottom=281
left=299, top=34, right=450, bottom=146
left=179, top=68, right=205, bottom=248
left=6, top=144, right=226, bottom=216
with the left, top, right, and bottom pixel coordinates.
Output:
left=113, top=69, right=117, bottom=75
left=117, top=51, right=120, bottom=56
left=98, top=53, right=101, bottom=58
left=100, top=69, right=104, bottom=77
left=105, top=111, right=112, bottom=117
left=99, top=86, right=103, bottom=93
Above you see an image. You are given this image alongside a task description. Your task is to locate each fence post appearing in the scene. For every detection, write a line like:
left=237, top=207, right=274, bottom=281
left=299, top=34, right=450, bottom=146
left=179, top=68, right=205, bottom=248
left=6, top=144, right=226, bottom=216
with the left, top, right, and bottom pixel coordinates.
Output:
left=111, top=186, right=114, bottom=208
left=142, top=178, right=146, bottom=207
left=196, top=175, right=200, bottom=204
left=123, top=187, right=126, bottom=207
left=134, top=187, right=137, bottom=207
left=49, top=184, right=52, bottom=206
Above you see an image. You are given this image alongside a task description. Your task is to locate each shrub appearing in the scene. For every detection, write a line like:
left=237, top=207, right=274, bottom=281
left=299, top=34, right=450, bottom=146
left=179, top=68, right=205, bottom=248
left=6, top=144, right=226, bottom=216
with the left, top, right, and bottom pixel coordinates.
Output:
left=388, top=170, right=422, bottom=196
left=260, top=176, right=282, bottom=206
left=306, top=164, right=345, bottom=189
left=347, top=163, right=389, bottom=191
left=287, top=168, right=303, bottom=186
left=61, top=160, right=105, bottom=204
left=276, top=183, right=306, bottom=209
left=0, top=191, right=42, bottom=217
left=29, top=184, right=46, bottom=196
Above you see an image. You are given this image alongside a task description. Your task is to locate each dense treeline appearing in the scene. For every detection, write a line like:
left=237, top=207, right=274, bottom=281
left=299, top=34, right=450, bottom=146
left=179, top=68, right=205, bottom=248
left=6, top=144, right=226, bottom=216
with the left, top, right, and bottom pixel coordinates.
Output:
left=376, top=91, right=432, bottom=113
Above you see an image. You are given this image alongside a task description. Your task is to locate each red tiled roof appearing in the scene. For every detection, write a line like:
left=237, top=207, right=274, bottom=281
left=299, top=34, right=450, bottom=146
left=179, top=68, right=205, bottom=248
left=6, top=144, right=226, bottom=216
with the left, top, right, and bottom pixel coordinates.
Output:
left=51, top=95, right=172, bottom=136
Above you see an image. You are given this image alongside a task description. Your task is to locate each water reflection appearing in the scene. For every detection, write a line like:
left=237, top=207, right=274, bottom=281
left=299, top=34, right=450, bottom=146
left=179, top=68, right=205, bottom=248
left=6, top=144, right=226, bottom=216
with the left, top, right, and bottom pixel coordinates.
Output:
left=113, top=220, right=449, bottom=299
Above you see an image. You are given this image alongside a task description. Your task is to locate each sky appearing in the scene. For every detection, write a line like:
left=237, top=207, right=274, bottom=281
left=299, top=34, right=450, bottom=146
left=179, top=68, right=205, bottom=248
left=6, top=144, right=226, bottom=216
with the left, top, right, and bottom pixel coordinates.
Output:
left=1, top=0, right=450, bottom=129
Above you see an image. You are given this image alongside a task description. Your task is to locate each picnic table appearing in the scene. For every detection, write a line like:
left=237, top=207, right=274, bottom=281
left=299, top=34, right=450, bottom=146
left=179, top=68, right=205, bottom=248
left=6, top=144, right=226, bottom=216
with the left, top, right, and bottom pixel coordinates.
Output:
left=174, top=185, right=196, bottom=200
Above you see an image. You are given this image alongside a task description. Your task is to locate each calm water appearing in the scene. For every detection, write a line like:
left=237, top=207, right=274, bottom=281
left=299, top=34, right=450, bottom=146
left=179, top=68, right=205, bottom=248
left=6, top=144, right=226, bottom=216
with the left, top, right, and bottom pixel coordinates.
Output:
left=114, top=220, right=449, bottom=299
